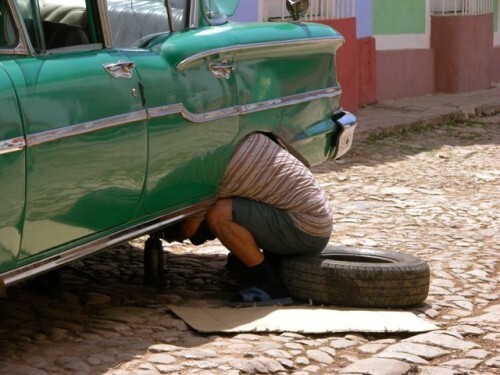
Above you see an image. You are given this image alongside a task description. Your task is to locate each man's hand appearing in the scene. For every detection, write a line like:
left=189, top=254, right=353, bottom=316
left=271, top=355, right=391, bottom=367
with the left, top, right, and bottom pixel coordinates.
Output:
left=162, top=217, right=203, bottom=243
left=189, top=220, right=216, bottom=245
left=161, top=221, right=188, bottom=243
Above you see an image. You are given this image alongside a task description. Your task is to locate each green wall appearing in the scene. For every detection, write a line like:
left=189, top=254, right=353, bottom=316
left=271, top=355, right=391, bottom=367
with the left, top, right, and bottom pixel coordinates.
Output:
left=373, top=0, right=426, bottom=35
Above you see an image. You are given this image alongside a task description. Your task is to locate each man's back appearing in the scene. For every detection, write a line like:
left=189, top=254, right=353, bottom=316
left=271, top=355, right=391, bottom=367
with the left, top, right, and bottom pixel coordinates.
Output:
left=218, top=133, right=332, bottom=238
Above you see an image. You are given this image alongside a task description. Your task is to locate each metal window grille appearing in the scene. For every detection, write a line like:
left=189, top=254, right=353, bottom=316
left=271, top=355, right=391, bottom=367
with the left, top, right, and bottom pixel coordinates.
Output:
left=431, top=0, right=493, bottom=15
left=263, top=0, right=356, bottom=22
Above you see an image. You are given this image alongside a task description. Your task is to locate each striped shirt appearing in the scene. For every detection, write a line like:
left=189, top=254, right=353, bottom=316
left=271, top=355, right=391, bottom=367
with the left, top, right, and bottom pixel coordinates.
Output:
left=217, top=133, right=333, bottom=237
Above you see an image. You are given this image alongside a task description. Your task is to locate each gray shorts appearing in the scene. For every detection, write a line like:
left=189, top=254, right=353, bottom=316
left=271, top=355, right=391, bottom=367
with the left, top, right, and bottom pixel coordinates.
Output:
left=232, top=197, right=329, bottom=256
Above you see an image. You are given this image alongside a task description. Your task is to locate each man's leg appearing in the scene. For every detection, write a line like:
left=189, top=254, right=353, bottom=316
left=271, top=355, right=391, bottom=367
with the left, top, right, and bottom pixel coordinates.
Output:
left=205, top=198, right=264, bottom=267
left=205, top=198, right=292, bottom=306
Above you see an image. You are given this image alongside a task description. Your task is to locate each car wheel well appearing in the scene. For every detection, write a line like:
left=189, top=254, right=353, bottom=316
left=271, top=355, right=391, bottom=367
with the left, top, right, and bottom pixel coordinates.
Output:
left=256, top=132, right=311, bottom=168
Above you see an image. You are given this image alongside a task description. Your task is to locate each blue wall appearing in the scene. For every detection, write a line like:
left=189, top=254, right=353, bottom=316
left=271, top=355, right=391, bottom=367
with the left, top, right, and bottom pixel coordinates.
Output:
left=230, top=0, right=259, bottom=22
left=356, top=0, right=372, bottom=37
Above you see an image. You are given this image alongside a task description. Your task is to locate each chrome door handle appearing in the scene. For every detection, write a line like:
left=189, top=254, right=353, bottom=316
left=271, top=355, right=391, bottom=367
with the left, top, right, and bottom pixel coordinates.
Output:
left=103, top=60, right=136, bottom=79
left=209, top=60, right=234, bottom=79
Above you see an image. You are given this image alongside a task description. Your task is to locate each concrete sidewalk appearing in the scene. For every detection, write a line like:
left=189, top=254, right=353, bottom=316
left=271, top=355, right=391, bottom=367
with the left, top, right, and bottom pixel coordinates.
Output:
left=355, top=82, right=500, bottom=140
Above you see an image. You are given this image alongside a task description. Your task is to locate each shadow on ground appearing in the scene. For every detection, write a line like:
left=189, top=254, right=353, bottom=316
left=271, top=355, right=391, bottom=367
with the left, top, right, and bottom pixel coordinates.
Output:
left=0, top=245, right=239, bottom=373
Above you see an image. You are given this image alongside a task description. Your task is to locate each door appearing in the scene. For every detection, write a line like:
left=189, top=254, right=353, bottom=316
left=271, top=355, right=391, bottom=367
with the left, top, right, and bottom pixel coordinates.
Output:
left=106, top=0, right=239, bottom=214
left=0, top=65, right=25, bottom=272
left=4, top=0, right=148, bottom=258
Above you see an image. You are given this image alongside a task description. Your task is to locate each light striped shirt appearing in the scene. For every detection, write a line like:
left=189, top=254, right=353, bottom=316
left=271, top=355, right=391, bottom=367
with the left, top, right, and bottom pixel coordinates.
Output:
left=217, top=133, right=333, bottom=237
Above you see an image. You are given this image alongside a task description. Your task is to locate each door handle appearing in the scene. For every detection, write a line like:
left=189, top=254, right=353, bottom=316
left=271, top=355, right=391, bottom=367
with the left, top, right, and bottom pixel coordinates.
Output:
left=103, top=60, right=136, bottom=79
left=209, top=60, right=234, bottom=80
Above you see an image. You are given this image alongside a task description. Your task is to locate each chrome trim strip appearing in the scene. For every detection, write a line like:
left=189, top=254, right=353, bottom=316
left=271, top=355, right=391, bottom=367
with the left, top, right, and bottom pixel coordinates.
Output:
left=25, top=86, right=338, bottom=146
left=0, top=44, right=27, bottom=55
left=239, top=86, right=339, bottom=114
left=184, top=106, right=239, bottom=122
left=27, top=110, right=147, bottom=146
left=189, top=0, right=200, bottom=29
left=149, top=86, right=341, bottom=123
left=148, top=103, right=184, bottom=119
left=6, top=0, right=32, bottom=55
left=97, top=0, right=113, bottom=48
left=177, top=37, right=343, bottom=71
left=1, top=199, right=215, bottom=287
left=0, top=137, right=26, bottom=155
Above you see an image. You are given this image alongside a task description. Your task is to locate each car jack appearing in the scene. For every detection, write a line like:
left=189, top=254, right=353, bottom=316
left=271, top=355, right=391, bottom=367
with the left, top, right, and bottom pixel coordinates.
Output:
left=143, top=233, right=166, bottom=287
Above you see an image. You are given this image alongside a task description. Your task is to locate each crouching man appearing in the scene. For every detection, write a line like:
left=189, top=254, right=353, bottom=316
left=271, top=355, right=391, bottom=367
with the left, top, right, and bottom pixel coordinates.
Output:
left=168, top=133, right=333, bottom=306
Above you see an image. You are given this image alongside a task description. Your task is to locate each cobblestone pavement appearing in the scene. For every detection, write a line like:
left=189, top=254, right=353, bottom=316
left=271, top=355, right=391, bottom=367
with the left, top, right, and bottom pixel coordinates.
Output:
left=0, top=117, right=498, bottom=375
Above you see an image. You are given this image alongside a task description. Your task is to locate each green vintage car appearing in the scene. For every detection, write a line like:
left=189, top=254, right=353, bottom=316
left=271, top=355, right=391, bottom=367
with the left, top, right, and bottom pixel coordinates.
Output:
left=0, top=0, right=356, bottom=294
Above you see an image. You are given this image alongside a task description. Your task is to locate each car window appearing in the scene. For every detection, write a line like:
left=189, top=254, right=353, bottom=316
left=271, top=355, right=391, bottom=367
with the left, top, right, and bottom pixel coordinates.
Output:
left=38, top=0, right=90, bottom=50
left=0, top=1, right=18, bottom=48
left=8, top=0, right=91, bottom=52
left=14, top=0, right=45, bottom=52
left=106, top=0, right=188, bottom=48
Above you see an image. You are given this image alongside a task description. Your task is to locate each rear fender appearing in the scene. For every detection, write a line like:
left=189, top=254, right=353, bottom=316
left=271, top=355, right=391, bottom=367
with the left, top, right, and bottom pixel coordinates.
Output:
left=261, top=132, right=311, bottom=168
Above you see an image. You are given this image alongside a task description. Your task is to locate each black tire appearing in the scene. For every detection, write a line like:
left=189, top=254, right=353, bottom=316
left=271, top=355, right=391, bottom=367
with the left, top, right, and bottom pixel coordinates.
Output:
left=279, top=245, right=430, bottom=308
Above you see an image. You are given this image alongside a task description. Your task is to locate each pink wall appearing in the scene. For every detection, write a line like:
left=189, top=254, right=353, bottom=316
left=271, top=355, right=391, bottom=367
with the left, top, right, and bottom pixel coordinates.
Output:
left=431, top=14, right=493, bottom=93
left=493, top=46, right=500, bottom=82
left=376, top=49, right=435, bottom=101
left=357, top=37, right=377, bottom=106
left=316, top=18, right=359, bottom=113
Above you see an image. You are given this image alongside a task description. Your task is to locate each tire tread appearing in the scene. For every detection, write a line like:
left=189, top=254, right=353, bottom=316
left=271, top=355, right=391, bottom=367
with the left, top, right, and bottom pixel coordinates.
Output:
left=279, top=246, right=430, bottom=308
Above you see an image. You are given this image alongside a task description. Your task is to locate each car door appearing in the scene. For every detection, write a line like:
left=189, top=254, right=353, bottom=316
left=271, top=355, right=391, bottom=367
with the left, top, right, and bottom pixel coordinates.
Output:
left=3, top=0, right=148, bottom=259
left=0, top=64, right=25, bottom=272
left=106, top=0, right=239, bottom=214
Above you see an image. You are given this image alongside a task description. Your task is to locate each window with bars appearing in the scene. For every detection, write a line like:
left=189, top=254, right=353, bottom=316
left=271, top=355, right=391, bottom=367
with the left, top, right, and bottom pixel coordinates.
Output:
left=431, top=0, right=493, bottom=16
left=263, top=0, right=355, bottom=22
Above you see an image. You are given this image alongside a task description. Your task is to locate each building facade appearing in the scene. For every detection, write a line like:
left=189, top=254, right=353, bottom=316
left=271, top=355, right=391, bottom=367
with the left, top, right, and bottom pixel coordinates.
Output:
left=231, top=0, right=500, bottom=113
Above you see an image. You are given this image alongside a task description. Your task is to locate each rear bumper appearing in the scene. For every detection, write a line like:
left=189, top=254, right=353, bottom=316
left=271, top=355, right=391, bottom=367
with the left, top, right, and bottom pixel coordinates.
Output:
left=329, top=110, right=357, bottom=160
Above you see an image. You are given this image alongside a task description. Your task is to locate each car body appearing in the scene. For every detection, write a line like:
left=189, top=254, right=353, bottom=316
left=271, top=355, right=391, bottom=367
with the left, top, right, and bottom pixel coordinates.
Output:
left=0, top=0, right=357, bottom=294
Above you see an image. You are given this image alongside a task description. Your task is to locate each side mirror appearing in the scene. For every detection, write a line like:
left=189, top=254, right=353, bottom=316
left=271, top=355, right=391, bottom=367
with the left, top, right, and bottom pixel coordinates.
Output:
left=286, top=0, right=309, bottom=21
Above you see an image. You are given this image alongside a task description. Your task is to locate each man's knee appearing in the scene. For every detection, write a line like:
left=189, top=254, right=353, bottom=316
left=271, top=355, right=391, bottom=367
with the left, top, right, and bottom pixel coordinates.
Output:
left=205, top=198, right=233, bottom=233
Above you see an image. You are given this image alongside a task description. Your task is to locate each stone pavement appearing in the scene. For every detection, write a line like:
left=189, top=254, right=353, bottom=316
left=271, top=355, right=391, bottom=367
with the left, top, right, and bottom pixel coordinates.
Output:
left=0, top=90, right=499, bottom=374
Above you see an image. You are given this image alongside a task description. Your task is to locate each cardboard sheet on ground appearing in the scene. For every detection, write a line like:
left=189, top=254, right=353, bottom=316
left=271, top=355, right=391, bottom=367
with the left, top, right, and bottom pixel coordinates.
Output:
left=168, top=305, right=438, bottom=334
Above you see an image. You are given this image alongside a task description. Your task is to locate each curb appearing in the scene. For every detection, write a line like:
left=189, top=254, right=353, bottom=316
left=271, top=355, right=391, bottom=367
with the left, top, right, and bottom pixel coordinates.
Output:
left=355, top=103, right=500, bottom=142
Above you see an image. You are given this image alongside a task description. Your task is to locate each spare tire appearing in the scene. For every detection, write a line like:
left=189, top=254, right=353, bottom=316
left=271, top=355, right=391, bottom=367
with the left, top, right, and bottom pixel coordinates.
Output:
left=279, top=245, right=430, bottom=308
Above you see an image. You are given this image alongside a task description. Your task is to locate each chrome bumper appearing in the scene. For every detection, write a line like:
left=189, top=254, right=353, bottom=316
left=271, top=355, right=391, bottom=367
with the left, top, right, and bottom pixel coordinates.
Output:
left=330, top=111, right=357, bottom=160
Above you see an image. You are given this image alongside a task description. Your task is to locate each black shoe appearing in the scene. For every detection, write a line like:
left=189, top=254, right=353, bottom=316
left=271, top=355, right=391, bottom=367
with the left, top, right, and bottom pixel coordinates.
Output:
left=225, top=253, right=249, bottom=273
left=262, top=250, right=282, bottom=269
left=226, top=251, right=282, bottom=272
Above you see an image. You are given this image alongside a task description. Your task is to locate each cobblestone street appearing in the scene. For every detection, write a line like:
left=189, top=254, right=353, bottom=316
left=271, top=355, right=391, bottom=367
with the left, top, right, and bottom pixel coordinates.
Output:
left=0, top=117, right=498, bottom=374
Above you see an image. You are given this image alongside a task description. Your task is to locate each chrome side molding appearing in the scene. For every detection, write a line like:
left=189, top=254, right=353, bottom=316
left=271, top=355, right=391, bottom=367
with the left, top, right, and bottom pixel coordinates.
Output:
left=149, top=86, right=341, bottom=122
left=177, top=37, right=344, bottom=71
left=27, top=110, right=147, bottom=147
left=0, top=137, right=26, bottom=155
